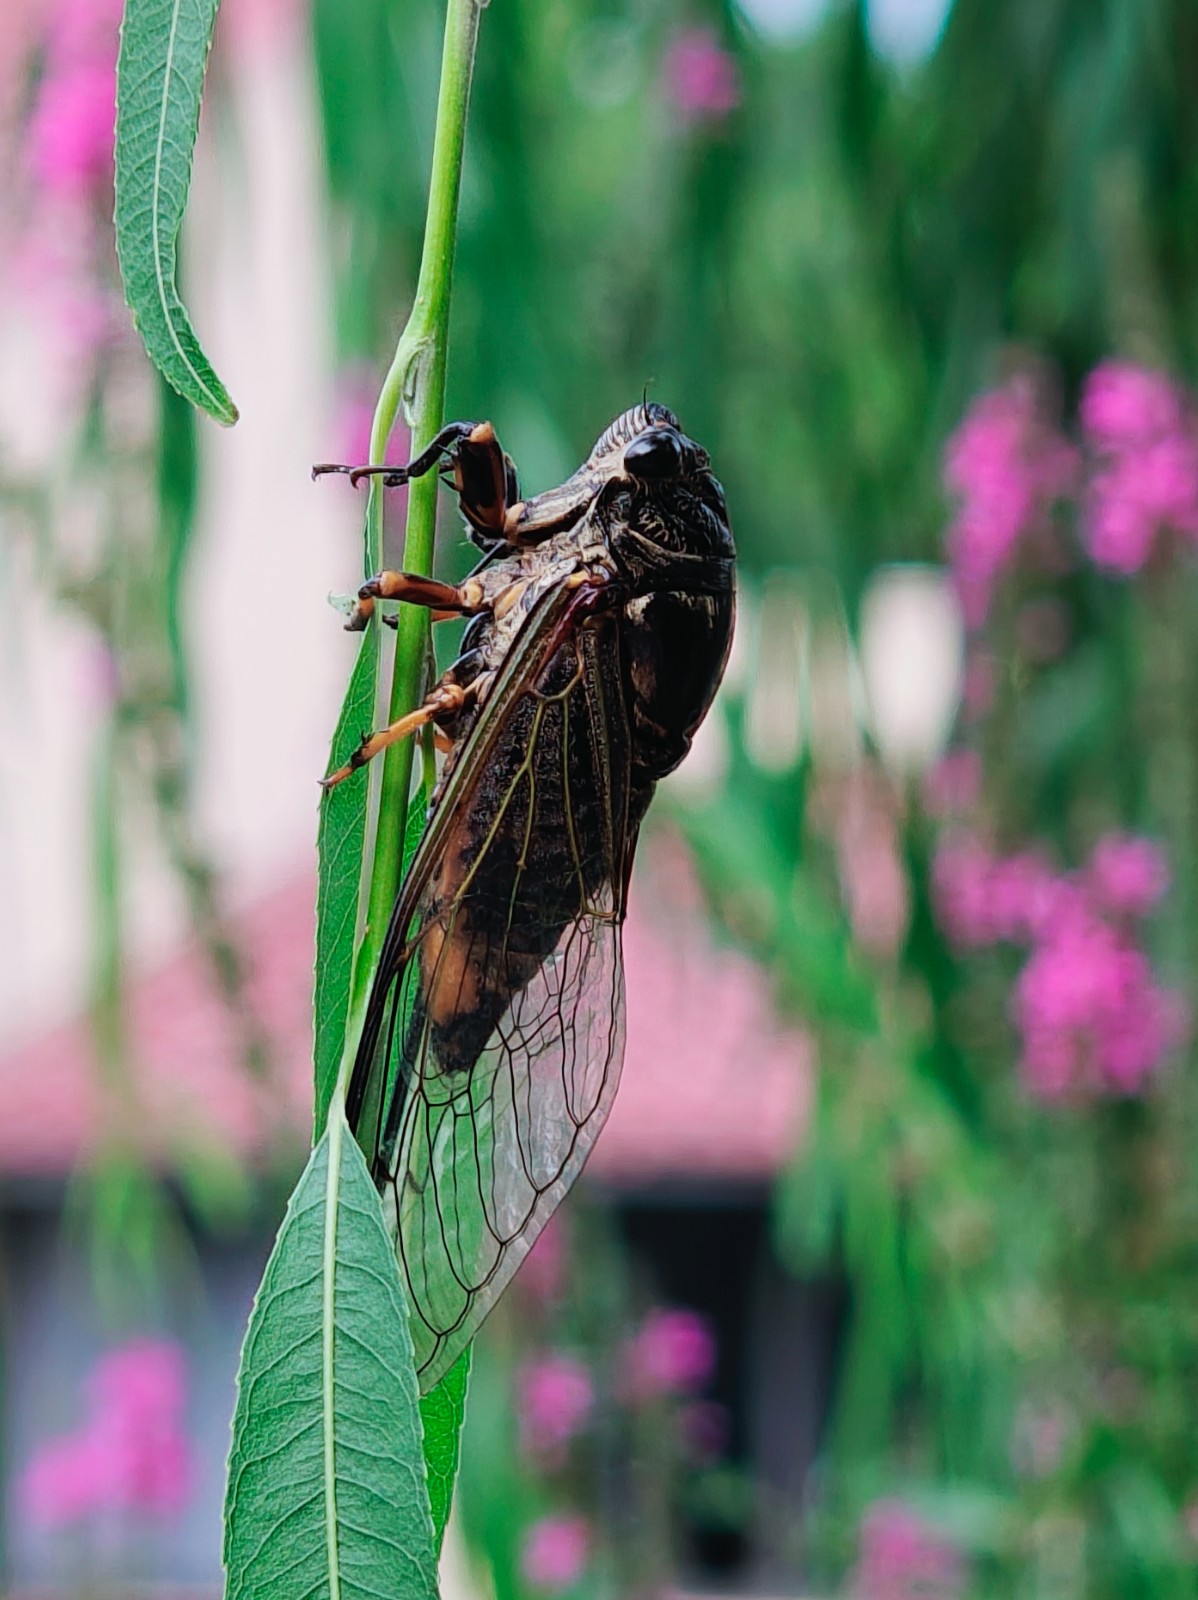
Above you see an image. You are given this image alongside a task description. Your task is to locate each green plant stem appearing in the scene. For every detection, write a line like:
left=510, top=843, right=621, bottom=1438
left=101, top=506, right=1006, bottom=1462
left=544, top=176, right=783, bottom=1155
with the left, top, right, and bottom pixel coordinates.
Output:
left=336, top=0, right=483, bottom=1111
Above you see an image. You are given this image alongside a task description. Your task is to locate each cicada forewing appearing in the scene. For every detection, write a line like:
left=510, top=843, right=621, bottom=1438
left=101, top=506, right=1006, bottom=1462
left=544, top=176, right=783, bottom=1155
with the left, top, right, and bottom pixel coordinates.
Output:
left=347, top=579, right=637, bottom=1392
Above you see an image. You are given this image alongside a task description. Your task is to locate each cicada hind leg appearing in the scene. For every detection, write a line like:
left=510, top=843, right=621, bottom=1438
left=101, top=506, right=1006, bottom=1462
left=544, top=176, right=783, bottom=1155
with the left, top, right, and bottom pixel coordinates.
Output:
left=320, top=649, right=490, bottom=791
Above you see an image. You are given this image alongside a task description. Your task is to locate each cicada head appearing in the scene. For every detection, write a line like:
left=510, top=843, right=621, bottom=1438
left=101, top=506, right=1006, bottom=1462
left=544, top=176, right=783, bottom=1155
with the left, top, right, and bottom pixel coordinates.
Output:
left=588, top=401, right=707, bottom=478
left=509, top=402, right=732, bottom=568
left=591, top=403, right=734, bottom=573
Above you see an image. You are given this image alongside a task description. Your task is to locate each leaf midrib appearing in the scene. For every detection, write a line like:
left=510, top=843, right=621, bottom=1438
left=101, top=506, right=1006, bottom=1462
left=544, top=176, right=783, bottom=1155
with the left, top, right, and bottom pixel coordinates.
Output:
left=151, top=0, right=224, bottom=412
left=322, top=1111, right=344, bottom=1600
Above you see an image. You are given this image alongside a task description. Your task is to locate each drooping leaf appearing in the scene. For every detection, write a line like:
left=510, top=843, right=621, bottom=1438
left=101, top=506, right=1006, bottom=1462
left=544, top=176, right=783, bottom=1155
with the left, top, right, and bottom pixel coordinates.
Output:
left=223, top=1114, right=438, bottom=1600
left=115, top=0, right=238, bottom=424
left=420, top=1348, right=471, bottom=1557
left=314, top=631, right=378, bottom=1135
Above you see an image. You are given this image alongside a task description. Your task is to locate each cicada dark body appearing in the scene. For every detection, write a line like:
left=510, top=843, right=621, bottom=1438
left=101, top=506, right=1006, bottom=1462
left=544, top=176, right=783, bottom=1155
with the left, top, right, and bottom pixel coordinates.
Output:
left=315, top=404, right=735, bottom=1390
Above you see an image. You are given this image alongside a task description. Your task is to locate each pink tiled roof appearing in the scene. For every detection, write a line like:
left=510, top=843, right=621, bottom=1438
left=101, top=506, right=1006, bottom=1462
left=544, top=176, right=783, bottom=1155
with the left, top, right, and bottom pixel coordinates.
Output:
left=0, top=846, right=810, bottom=1184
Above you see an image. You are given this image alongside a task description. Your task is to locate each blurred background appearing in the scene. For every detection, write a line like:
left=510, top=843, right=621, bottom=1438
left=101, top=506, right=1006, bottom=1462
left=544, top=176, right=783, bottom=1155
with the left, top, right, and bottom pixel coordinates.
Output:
left=3, top=0, right=1198, bottom=1595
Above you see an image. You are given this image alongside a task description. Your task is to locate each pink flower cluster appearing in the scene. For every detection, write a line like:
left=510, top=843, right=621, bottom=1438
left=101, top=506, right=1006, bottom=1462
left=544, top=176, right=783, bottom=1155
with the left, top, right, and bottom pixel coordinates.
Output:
left=1015, top=913, right=1184, bottom=1098
left=11, top=0, right=127, bottom=397
left=943, top=363, right=1198, bottom=604
left=21, top=1339, right=193, bottom=1529
left=521, top=1513, right=590, bottom=1593
left=943, top=379, right=1077, bottom=628
left=1080, top=363, right=1198, bottom=573
left=513, top=1302, right=718, bottom=1589
left=852, top=1499, right=964, bottom=1600
left=26, top=0, right=122, bottom=197
left=518, top=1354, right=594, bottom=1458
left=621, top=1307, right=716, bottom=1403
left=663, top=28, right=741, bottom=124
left=933, top=831, right=1184, bottom=1099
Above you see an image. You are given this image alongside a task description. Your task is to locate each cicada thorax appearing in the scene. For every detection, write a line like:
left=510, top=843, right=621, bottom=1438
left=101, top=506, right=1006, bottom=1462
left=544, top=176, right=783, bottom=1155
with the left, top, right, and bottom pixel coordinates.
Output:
left=593, top=473, right=737, bottom=784
left=405, top=614, right=633, bottom=1084
left=621, top=587, right=736, bottom=781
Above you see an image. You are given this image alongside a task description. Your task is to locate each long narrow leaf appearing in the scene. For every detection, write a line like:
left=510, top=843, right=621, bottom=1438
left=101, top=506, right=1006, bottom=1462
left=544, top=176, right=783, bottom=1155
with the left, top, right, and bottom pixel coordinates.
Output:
left=313, top=631, right=378, bottom=1136
left=115, top=0, right=238, bottom=424
left=223, top=1114, right=438, bottom=1600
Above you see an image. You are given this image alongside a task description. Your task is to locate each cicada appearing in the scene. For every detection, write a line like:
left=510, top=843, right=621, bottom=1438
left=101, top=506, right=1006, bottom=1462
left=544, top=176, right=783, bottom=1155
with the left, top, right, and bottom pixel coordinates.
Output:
left=315, top=404, right=735, bottom=1391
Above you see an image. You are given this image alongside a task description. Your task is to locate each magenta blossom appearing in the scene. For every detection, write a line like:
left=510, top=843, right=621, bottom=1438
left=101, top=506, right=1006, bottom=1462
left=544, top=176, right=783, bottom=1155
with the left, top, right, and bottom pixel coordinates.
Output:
left=26, top=0, right=123, bottom=197
left=852, top=1499, right=964, bottom=1600
left=1081, top=362, right=1187, bottom=450
left=664, top=28, right=741, bottom=124
left=1014, top=907, right=1186, bottom=1099
left=932, top=834, right=1067, bottom=950
left=623, top=1307, right=716, bottom=1401
left=1086, top=832, right=1170, bottom=919
left=518, top=1354, right=594, bottom=1457
left=1080, top=363, right=1198, bottom=573
left=27, top=61, right=115, bottom=195
left=943, top=379, right=1077, bottom=628
left=521, top=1514, right=590, bottom=1593
left=20, top=1338, right=193, bottom=1529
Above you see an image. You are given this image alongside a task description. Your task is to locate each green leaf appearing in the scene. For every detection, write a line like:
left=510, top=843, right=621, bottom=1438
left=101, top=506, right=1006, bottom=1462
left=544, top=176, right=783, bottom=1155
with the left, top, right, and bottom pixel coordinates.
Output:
left=420, top=1348, right=470, bottom=1556
left=115, top=0, right=238, bottom=424
left=313, top=632, right=378, bottom=1136
left=223, top=1113, right=438, bottom=1600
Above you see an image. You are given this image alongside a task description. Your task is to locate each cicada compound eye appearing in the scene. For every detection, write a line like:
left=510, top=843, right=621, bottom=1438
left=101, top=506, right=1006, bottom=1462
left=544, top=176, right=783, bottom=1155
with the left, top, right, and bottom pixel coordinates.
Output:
left=623, top=426, right=685, bottom=481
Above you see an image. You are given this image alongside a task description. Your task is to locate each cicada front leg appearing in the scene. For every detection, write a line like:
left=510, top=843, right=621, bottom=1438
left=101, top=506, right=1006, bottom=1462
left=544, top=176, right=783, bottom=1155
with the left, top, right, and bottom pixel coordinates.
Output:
left=313, top=420, right=526, bottom=544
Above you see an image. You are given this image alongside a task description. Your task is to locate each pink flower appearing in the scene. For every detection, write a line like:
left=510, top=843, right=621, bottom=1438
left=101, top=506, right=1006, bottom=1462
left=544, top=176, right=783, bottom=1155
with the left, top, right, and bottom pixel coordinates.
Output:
left=518, top=1355, right=594, bottom=1457
left=988, top=851, right=1072, bottom=942
left=1087, top=833, right=1169, bottom=919
left=1080, top=363, right=1198, bottom=573
left=623, top=1307, right=716, bottom=1401
left=22, top=1431, right=115, bottom=1528
left=1014, top=908, right=1185, bottom=1099
left=664, top=29, right=741, bottom=124
left=27, top=60, right=115, bottom=195
left=853, top=1499, right=964, bottom=1600
left=943, top=380, right=1077, bottom=628
left=933, top=835, right=1077, bottom=950
left=25, top=0, right=124, bottom=197
left=19, top=1338, right=193, bottom=1529
left=1080, top=362, right=1185, bottom=449
left=89, top=1338, right=187, bottom=1424
left=521, top=1514, right=590, bottom=1593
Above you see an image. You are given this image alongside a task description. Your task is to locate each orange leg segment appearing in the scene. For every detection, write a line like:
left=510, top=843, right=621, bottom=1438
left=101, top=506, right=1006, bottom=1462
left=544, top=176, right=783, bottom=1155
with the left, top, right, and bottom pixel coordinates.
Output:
left=345, top=570, right=489, bottom=632
left=321, top=678, right=472, bottom=790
